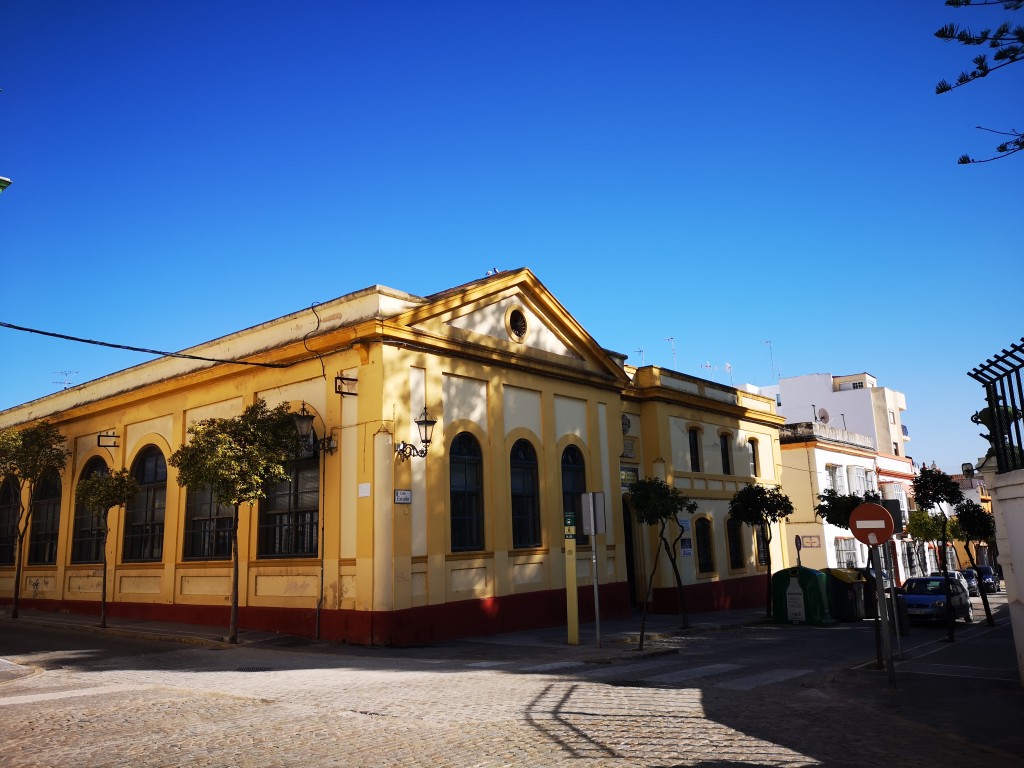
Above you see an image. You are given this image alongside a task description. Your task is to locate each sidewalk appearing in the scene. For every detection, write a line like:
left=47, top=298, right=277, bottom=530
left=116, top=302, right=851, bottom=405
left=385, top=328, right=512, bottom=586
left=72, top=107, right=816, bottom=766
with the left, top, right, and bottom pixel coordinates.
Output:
left=0, top=604, right=769, bottom=660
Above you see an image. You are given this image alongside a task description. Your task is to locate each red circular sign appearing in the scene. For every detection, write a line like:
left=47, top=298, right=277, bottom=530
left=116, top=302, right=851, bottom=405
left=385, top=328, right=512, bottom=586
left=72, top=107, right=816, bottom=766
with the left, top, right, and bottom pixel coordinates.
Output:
left=849, top=502, right=895, bottom=547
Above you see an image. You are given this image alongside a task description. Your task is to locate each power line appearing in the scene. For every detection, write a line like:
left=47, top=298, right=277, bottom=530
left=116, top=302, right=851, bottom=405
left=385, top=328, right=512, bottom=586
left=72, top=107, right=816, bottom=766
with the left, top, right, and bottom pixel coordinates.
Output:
left=0, top=320, right=291, bottom=369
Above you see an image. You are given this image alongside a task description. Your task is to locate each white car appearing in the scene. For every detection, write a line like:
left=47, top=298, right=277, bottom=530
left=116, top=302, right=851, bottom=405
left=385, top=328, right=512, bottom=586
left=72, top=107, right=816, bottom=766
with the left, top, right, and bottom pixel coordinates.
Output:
left=928, top=570, right=971, bottom=595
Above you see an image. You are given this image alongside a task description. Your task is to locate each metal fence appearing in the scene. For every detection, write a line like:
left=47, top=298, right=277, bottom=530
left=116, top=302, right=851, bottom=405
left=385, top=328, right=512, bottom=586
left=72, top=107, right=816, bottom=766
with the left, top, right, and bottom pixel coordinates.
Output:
left=968, top=337, right=1024, bottom=474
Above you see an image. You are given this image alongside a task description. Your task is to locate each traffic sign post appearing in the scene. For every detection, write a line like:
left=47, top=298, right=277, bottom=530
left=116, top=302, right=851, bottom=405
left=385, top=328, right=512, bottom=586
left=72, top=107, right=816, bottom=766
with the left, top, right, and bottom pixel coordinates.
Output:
left=850, top=503, right=897, bottom=688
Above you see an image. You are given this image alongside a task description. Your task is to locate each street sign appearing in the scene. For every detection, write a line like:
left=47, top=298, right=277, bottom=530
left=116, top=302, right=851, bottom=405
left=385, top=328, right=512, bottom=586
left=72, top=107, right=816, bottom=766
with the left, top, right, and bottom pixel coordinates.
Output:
left=849, top=503, right=895, bottom=547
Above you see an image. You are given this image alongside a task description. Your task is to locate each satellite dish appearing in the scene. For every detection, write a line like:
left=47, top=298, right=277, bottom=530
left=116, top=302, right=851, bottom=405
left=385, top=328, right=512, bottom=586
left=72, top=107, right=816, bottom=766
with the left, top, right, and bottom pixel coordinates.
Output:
left=818, top=408, right=830, bottom=424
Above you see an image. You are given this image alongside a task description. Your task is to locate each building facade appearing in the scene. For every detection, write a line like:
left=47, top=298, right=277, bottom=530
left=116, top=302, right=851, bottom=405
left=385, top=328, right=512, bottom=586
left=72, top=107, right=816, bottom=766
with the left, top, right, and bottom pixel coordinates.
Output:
left=0, top=269, right=783, bottom=645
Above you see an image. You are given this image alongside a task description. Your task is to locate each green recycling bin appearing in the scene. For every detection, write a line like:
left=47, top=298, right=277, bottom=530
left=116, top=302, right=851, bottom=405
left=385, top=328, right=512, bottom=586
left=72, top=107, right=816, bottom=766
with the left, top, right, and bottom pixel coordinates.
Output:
left=772, top=566, right=834, bottom=625
left=821, top=568, right=866, bottom=622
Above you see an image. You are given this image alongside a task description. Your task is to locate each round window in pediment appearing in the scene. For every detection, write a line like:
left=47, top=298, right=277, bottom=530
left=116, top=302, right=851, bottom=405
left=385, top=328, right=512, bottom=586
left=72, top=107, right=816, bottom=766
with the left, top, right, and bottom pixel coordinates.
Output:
left=508, top=308, right=528, bottom=342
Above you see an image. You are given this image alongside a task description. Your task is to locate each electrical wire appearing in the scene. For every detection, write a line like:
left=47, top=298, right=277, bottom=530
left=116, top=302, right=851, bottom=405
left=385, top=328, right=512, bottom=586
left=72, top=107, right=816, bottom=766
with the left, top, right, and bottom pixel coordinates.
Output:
left=0, top=320, right=291, bottom=369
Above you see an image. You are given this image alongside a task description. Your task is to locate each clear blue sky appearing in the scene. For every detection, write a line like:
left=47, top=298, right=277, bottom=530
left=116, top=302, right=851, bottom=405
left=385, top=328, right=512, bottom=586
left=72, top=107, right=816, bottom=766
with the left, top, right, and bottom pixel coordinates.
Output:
left=1, top=2, right=1019, bottom=473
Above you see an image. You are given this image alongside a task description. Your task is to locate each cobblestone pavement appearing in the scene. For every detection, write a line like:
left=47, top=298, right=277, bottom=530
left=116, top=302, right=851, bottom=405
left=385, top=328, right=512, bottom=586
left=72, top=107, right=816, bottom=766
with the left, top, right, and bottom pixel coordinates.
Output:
left=2, top=622, right=1022, bottom=768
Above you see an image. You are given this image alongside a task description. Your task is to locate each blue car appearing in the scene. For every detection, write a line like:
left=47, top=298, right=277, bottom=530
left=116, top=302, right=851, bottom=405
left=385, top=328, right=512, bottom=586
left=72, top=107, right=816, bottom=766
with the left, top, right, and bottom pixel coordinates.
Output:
left=974, top=565, right=1000, bottom=593
left=902, top=577, right=975, bottom=623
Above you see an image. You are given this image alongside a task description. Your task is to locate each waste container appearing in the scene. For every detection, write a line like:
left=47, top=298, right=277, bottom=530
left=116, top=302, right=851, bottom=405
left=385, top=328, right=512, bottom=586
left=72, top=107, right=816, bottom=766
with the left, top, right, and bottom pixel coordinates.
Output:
left=821, top=568, right=866, bottom=622
left=772, top=566, right=834, bottom=625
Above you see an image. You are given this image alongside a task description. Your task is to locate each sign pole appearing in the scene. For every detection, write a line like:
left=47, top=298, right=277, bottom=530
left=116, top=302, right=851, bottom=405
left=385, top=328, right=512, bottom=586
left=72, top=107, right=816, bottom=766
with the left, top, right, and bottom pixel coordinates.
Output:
left=849, top=502, right=897, bottom=688
left=871, top=546, right=896, bottom=688
left=564, top=510, right=578, bottom=645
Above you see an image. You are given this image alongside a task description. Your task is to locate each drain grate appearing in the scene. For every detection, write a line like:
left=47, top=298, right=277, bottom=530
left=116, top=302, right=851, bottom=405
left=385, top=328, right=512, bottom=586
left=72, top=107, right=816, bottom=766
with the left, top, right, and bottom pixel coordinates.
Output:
left=236, top=666, right=273, bottom=673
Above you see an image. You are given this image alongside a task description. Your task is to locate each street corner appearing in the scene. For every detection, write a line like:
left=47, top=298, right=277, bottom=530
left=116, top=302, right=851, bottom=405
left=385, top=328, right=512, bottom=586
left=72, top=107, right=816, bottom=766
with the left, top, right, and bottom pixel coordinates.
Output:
left=0, top=658, right=36, bottom=685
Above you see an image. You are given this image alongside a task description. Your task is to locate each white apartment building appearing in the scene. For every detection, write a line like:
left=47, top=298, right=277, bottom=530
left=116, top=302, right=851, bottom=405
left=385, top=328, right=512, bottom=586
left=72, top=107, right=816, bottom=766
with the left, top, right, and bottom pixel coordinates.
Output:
left=755, top=373, right=919, bottom=581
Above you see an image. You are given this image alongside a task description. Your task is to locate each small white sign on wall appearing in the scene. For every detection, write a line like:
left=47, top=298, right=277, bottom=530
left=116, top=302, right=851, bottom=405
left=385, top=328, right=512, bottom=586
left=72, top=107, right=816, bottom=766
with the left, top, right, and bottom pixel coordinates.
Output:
left=394, top=489, right=412, bottom=505
left=358, top=483, right=371, bottom=498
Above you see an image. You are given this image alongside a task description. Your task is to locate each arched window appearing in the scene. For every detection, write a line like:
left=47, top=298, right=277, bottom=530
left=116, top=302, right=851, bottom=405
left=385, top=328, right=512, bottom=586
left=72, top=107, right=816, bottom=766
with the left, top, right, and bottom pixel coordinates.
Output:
left=510, top=439, right=541, bottom=549
left=720, top=433, right=733, bottom=475
left=726, top=517, right=746, bottom=571
left=561, top=445, right=587, bottom=545
left=0, top=477, right=20, bottom=565
left=688, top=428, right=702, bottom=472
left=450, top=432, right=484, bottom=552
left=747, top=438, right=759, bottom=477
left=259, top=439, right=319, bottom=559
left=29, top=469, right=63, bottom=565
left=71, top=457, right=109, bottom=563
left=184, top=484, right=234, bottom=560
left=694, top=516, right=715, bottom=575
left=123, top=446, right=167, bottom=562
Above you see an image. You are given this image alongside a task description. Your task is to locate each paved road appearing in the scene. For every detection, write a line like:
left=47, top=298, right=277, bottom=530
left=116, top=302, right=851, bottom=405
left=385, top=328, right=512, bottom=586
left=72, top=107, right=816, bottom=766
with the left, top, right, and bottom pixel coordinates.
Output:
left=1, top=599, right=1021, bottom=767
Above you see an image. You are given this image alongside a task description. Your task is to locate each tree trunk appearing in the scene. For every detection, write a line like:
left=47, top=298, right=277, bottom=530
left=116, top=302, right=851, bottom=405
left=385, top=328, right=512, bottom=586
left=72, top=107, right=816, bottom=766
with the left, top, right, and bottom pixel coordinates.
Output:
left=99, top=514, right=109, bottom=629
left=661, top=536, right=690, bottom=630
left=964, top=542, right=994, bottom=626
left=228, top=506, right=239, bottom=644
left=940, top=517, right=955, bottom=642
left=11, top=503, right=31, bottom=619
left=764, top=530, right=773, bottom=619
left=638, top=537, right=662, bottom=651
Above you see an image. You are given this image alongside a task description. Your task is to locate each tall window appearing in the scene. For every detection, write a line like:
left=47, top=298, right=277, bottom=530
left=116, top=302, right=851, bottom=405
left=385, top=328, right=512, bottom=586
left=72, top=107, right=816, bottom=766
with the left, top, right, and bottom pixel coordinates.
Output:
left=561, top=445, right=587, bottom=545
left=124, top=447, right=167, bottom=562
left=510, top=439, right=541, bottom=549
left=0, top=477, right=20, bottom=565
left=71, top=457, right=109, bottom=563
left=835, top=537, right=857, bottom=568
left=720, top=433, right=732, bottom=475
left=28, top=469, right=62, bottom=565
left=755, top=524, right=769, bottom=567
left=747, top=439, right=759, bottom=477
left=726, top=517, right=746, bottom=571
left=694, top=517, right=715, bottom=574
left=184, top=484, right=234, bottom=560
left=826, top=464, right=846, bottom=493
left=450, top=432, right=484, bottom=552
left=259, top=450, right=319, bottom=559
left=688, top=428, right=701, bottom=472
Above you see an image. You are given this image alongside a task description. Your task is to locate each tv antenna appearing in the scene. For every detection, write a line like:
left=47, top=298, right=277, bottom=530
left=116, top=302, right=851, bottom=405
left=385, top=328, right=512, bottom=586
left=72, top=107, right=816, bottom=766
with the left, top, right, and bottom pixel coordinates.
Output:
left=665, top=337, right=676, bottom=369
left=634, top=347, right=645, bottom=365
left=53, top=370, right=78, bottom=389
left=763, top=340, right=778, bottom=381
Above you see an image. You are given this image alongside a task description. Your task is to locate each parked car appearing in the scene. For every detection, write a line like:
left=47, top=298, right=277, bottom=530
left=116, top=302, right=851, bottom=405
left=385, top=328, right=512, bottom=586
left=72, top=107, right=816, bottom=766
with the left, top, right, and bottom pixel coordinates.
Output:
left=902, top=577, right=975, bottom=623
left=960, top=569, right=980, bottom=597
left=928, top=570, right=970, bottom=595
left=974, top=565, right=1000, bottom=593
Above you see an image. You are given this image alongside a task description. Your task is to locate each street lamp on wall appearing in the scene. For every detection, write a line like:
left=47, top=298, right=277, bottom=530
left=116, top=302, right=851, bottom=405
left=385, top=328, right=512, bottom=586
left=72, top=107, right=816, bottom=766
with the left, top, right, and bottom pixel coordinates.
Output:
left=395, top=407, right=437, bottom=462
left=293, top=403, right=337, bottom=454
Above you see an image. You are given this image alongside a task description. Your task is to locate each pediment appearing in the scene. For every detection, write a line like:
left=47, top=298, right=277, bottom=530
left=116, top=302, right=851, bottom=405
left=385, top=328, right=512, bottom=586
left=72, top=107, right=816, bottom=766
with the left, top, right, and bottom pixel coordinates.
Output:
left=393, top=269, right=627, bottom=383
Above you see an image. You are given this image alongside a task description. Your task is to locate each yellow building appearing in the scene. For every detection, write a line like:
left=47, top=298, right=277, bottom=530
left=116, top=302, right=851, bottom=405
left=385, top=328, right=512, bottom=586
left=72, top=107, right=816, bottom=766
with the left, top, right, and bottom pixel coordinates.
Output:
left=0, top=269, right=784, bottom=644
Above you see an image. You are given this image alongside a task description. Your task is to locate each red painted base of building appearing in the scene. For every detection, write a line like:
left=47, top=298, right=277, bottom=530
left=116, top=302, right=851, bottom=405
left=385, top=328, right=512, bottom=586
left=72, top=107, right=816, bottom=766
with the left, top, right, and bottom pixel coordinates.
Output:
left=3, top=581, right=633, bottom=646
left=2, top=575, right=767, bottom=645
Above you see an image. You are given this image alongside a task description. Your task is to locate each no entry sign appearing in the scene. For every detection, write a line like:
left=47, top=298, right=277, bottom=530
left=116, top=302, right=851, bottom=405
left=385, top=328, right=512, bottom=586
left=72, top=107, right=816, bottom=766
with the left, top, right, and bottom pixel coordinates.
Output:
left=849, top=502, right=895, bottom=546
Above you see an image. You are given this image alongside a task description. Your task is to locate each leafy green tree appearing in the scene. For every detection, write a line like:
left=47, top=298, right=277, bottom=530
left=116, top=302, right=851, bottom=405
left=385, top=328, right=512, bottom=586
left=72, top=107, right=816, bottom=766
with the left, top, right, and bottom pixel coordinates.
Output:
left=814, top=488, right=882, bottom=530
left=75, top=469, right=139, bottom=628
left=911, top=466, right=966, bottom=640
left=728, top=484, right=794, bottom=617
left=628, top=476, right=697, bottom=646
left=956, top=498, right=998, bottom=625
left=934, top=1, right=1023, bottom=163
left=0, top=421, right=70, bottom=619
left=169, top=399, right=303, bottom=643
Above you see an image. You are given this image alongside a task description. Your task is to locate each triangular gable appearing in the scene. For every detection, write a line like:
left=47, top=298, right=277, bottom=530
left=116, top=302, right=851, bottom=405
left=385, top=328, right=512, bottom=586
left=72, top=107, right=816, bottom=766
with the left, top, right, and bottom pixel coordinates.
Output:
left=392, top=268, right=629, bottom=383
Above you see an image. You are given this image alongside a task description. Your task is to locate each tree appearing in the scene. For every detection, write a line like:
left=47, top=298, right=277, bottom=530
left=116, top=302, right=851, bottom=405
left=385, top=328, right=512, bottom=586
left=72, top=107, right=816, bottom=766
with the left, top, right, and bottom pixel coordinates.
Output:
left=911, top=466, right=966, bottom=641
left=728, top=484, right=794, bottom=618
left=628, top=477, right=697, bottom=648
left=935, top=1, right=1023, bottom=163
left=956, top=498, right=998, bottom=625
left=0, top=421, right=70, bottom=619
left=75, top=468, right=139, bottom=628
left=169, top=399, right=302, bottom=644
left=814, top=488, right=882, bottom=531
